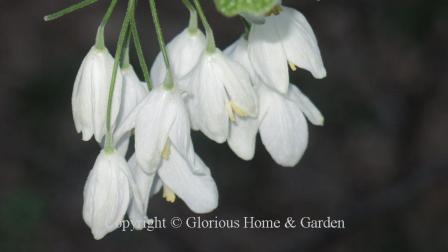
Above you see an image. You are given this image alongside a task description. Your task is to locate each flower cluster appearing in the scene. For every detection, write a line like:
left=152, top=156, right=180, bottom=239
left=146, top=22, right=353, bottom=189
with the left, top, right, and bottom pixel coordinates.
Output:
left=48, top=0, right=326, bottom=239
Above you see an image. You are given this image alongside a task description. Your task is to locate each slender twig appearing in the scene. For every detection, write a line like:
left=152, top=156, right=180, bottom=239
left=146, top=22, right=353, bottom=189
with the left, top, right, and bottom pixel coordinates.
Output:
left=95, top=0, right=119, bottom=49
left=104, top=0, right=136, bottom=151
left=130, top=18, right=152, bottom=90
left=192, top=0, right=216, bottom=52
left=148, top=0, right=174, bottom=89
left=182, top=0, right=198, bottom=33
left=44, top=0, right=98, bottom=21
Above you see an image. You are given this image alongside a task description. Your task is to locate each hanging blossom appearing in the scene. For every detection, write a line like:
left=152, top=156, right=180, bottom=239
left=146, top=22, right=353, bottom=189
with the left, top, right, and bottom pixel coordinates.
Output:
left=179, top=47, right=258, bottom=143
left=248, top=4, right=327, bottom=94
left=115, top=86, right=219, bottom=224
left=228, top=84, right=324, bottom=167
left=225, top=35, right=324, bottom=166
left=82, top=150, right=143, bottom=239
left=72, top=46, right=123, bottom=143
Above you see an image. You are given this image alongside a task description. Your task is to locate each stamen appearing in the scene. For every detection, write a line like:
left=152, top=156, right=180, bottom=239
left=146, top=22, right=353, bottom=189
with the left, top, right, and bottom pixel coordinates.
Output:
left=288, top=61, right=297, bottom=72
left=162, top=184, right=176, bottom=203
left=266, top=5, right=283, bottom=16
left=226, top=102, right=236, bottom=122
left=230, top=102, right=247, bottom=118
left=162, top=139, right=171, bottom=160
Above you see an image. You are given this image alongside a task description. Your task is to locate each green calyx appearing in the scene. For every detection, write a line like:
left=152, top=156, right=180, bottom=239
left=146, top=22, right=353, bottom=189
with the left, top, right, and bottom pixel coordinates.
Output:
left=214, top=0, right=278, bottom=17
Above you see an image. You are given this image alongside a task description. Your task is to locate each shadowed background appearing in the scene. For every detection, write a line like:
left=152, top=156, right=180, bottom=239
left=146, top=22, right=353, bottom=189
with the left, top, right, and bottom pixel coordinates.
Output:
left=0, top=0, right=447, bottom=251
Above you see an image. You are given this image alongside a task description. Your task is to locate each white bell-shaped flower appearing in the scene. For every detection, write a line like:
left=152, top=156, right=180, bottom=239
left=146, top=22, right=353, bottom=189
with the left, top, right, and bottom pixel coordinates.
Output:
left=82, top=150, right=132, bottom=240
left=72, top=47, right=123, bottom=143
left=228, top=84, right=323, bottom=166
left=114, top=65, right=149, bottom=156
left=248, top=6, right=326, bottom=93
left=115, top=87, right=192, bottom=172
left=150, top=28, right=206, bottom=86
left=117, top=86, right=218, bottom=216
left=180, top=50, right=258, bottom=143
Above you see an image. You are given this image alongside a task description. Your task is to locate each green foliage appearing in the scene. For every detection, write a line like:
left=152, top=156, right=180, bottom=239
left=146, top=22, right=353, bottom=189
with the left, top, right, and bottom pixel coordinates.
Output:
left=214, top=0, right=277, bottom=17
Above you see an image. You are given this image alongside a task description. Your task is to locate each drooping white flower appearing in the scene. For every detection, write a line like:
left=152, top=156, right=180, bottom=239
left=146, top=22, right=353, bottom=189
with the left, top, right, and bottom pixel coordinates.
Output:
left=114, top=65, right=148, bottom=156
left=72, top=46, right=123, bottom=143
left=180, top=49, right=258, bottom=143
left=115, top=86, right=219, bottom=214
left=228, top=84, right=323, bottom=166
left=248, top=6, right=326, bottom=93
left=82, top=150, right=132, bottom=240
left=150, top=28, right=206, bottom=86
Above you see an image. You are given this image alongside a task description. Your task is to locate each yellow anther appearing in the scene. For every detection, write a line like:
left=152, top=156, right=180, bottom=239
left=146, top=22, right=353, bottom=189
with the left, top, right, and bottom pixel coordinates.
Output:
left=226, top=102, right=236, bottom=122
left=230, top=102, right=248, bottom=118
left=162, top=185, right=176, bottom=203
left=288, top=61, right=297, bottom=72
left=162, top=139, right=171, bottom=160
left=266, top=5, right=283, bottom=16
left=227, top=101, right=248, bottom=121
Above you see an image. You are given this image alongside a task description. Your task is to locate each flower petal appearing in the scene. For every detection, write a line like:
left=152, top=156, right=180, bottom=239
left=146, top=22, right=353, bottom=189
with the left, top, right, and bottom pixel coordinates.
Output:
left=135, top=88, right=177, bottom=172
left=151, top=28, right=206, bottom=86
left=275, top=7, right=326, bottom=79
left=258, top=86, right=308, bottom=167
left=187, top=52, right=230, bottom=143
left=224, top=37, right=263, bottom=87
left=248, top=20, right=289, bottom=93
left=127, top=154, right=159, bottom=230
left=82, top=151, right=130, bottom=240
left=91, top=48, right=123, bottom=143
left=158, top=146, right=218, bottom=214
left=72, top=48, right=96, bottom=141
left=113, top=94, right=149, bottom=143
left=228, top=117, right=259, bottom=160
left=288, top=84, right=324, bottom=126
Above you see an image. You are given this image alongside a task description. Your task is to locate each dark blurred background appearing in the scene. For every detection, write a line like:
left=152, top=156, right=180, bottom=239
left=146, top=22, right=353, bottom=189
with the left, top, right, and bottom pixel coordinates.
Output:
left=1, top=0, right=448, bottom=251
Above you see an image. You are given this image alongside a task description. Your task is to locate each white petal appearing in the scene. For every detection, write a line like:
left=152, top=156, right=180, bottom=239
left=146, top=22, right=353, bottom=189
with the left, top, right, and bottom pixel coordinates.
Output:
left=72, top=48, right=96, bottom=141
left=150, top=52, right=166, bottom=87
left=187, top=52, right=230, bottom=143
left=90, top=48, right=123, bottom=143
left=166, top=92, right=198, bottom=166
left=276, top=7, right=326, bottom=79
left=127, top=154, right=158, bottom=230
left=183, top=94, right=200, bottom=131
left=158, top=146, right=218, bottom=213
left=151, top=28, right=206, bottom=86
left=82, top=151, right=130, bottom=240
left=113, top=94, right=149, bottom=143
left=115, top=132, right=130, bottom=157
left=222, top=56, right=258, bottom=117
left=248, top=21, right=289, bottom=93
left=258, top=86, right=308, bottom=167
left=117, top=66, right=148, bottom=126
left=288, top=84, right=324, bottom=126
left=134, top=88, right=177, bottom=173
left=224, top=37, right=263, bottom=87
left=114, top=66, right=148, bottom=155
left=228, top=117, right=258, bottom=160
